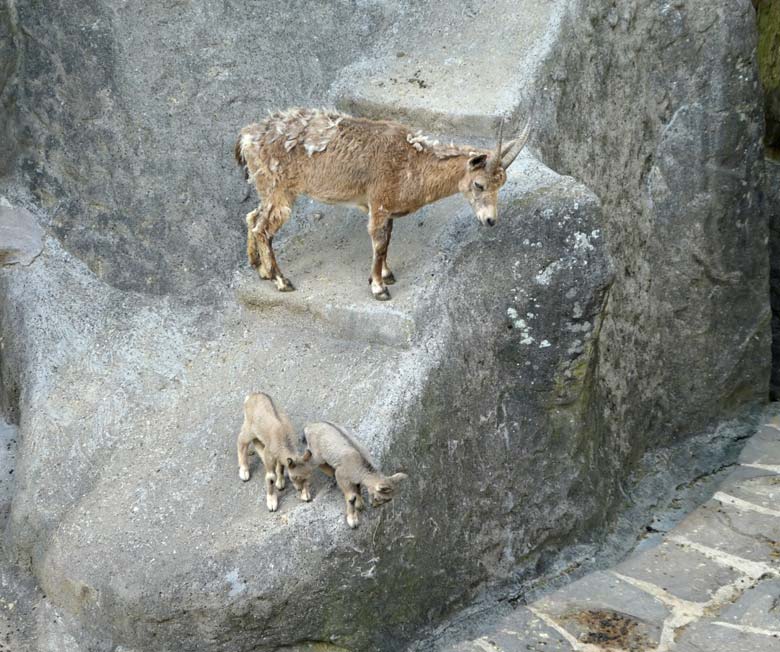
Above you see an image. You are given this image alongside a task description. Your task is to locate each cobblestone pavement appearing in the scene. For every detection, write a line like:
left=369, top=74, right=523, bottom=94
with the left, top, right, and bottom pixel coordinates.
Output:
left=441, top=412, right=780, bottom=652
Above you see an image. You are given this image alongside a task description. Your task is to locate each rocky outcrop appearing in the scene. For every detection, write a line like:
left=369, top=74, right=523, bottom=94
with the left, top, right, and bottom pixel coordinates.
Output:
left=0, top=0, right=770, bottom=651
left=0, top=2, right=18, bottom=178
left=0, top=205, right=43, bottom=267
left=1, top=156, right=612, bottom=651
left=768, top=158, right=780, bottom=399
left=758, top=0, right=780, bottom=155
left=536, top=0, right=769, bottom=453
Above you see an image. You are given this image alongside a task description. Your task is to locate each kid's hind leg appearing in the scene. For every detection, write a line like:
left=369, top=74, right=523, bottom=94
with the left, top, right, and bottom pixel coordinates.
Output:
left=275, top=460, right=285, bottom=491
left=237, top=428, right=252, bottom=482
left=253, top=191, right=296, bottom=292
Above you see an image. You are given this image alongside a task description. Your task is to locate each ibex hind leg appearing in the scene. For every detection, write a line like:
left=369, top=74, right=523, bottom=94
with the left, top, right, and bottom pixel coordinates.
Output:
left=254, top=192, right=296, bottom=292
left=246, top=208, right=273, bottom=280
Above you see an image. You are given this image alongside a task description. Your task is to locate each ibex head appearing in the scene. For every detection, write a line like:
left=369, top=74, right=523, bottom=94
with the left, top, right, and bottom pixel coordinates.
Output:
left=459, top=118, right=532, bottom=227
left=368, top=472, right=408, bottom=507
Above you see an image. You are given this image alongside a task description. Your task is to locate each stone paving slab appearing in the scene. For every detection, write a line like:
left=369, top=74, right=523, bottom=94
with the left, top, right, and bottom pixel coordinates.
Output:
left=445, top=608, right=574, bottom=652
left=715, top=577, right=780, bottom=632
left=613, top=539, right=743, bottom=604
left=739, top=424, right=780, bottom=466
left=434, top=409, right=780, bottom=651
left=671, top=504, right=780, bottom=570
left=674, top=620, right=780, bottom=652
left=717, top=473, right=780, bottom=512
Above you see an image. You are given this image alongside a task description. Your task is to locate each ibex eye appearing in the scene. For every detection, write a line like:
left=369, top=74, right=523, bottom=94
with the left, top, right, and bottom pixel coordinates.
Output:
left=474, top=182, right=485, bottom=191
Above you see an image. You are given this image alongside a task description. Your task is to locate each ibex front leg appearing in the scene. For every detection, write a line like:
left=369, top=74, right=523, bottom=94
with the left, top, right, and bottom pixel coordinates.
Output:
left=368, top=206, right=391, bottom=301
left=381, top=219, right=396, bottom=285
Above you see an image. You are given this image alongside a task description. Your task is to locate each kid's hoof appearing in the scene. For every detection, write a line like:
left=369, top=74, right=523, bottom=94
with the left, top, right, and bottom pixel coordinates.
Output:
left=300, top=488, right=312, bottom=502
left=372, top=288, right=391, bottom=301
left=266, top=496, right=278, bottom=511
left=238, top=467, right=250, bottom=481
left=355, top=496, right=365, bottom=511
left=347, top=514, right=359, bottom=528
left=275, top=478, right=286, bottom=491
left=382, top=272, right=396, bottom=285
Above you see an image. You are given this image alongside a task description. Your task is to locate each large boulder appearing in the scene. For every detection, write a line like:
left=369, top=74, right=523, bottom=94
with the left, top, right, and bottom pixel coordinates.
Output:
left=0, top=0, right=770, bottom=650
left=2, top=155, right=612, bottom=651
left=536, top=0, right=769, bottom=454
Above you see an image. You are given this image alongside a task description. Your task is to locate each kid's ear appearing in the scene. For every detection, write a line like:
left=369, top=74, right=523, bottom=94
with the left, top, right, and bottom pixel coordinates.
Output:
left=391, top=472, right=408, bottom=484
left=303, top=449, right=312, bottom=462
left=468, top=154, right=488, bottom=171
left=287, top=457, right=295, bottom=469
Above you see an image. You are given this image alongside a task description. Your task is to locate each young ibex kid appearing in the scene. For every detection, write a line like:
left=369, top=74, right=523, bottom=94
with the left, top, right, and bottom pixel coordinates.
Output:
left=235, top=108, right=531, bottom=300
left=237, top=392, right=312, bottom=511
left=303, top=421, right=407, bottom=528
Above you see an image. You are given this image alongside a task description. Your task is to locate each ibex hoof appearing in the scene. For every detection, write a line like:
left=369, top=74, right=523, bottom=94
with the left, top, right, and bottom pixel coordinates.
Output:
left=238, top=467, right=250, bottom=482
left=347, top=513, right=359, bottom=528
left=266, top=495, right=279, bottom=512
left=275, top=277, right=295, bottom=292
left=373, top=288, right=391, bottom=301
left=382, top=272, right=396, bottom=285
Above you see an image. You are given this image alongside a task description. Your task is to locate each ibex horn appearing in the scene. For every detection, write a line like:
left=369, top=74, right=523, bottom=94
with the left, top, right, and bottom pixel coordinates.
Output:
left=500, top=118, right=533, bottom=169
left=488, top=118, right=504, bottom=174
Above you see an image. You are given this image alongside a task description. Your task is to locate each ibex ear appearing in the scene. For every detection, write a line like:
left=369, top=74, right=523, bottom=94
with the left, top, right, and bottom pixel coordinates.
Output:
left=303, top=449, right=312, bottom=462
left=390, top=472, right=408, bottom=484
left=287, top=457, right=295, bottom=469
left=467, top=154, right=488, bottom=171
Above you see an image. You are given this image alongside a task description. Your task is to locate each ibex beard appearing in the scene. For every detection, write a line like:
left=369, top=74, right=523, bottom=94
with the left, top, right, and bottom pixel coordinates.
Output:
left=235, top=108, right=531, bottom=300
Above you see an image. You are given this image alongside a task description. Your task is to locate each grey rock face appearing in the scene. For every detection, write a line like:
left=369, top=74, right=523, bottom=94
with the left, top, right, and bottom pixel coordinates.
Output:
left=1, top=158, right=612, bottom=652
left=536, top=0, right=770, bottom=453
left=0, top=0, right=771, bottom=650
left=0, top=205, right=43, bottom=267
left=0, top=3, right=19, bottom=178
left=768, top=159, right=780, bottom=399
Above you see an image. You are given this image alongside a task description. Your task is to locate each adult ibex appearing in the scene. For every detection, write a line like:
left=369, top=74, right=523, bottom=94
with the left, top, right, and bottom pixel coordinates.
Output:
left=235, top=109, right=531, bottom=300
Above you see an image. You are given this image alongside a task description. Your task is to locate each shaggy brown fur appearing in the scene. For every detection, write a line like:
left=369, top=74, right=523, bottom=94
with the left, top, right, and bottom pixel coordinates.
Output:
left=235, top=108, right=531, bottom=300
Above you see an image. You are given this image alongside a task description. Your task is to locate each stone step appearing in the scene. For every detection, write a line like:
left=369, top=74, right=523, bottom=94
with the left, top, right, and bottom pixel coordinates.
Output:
left=329, top=1, right=568, bottom=137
